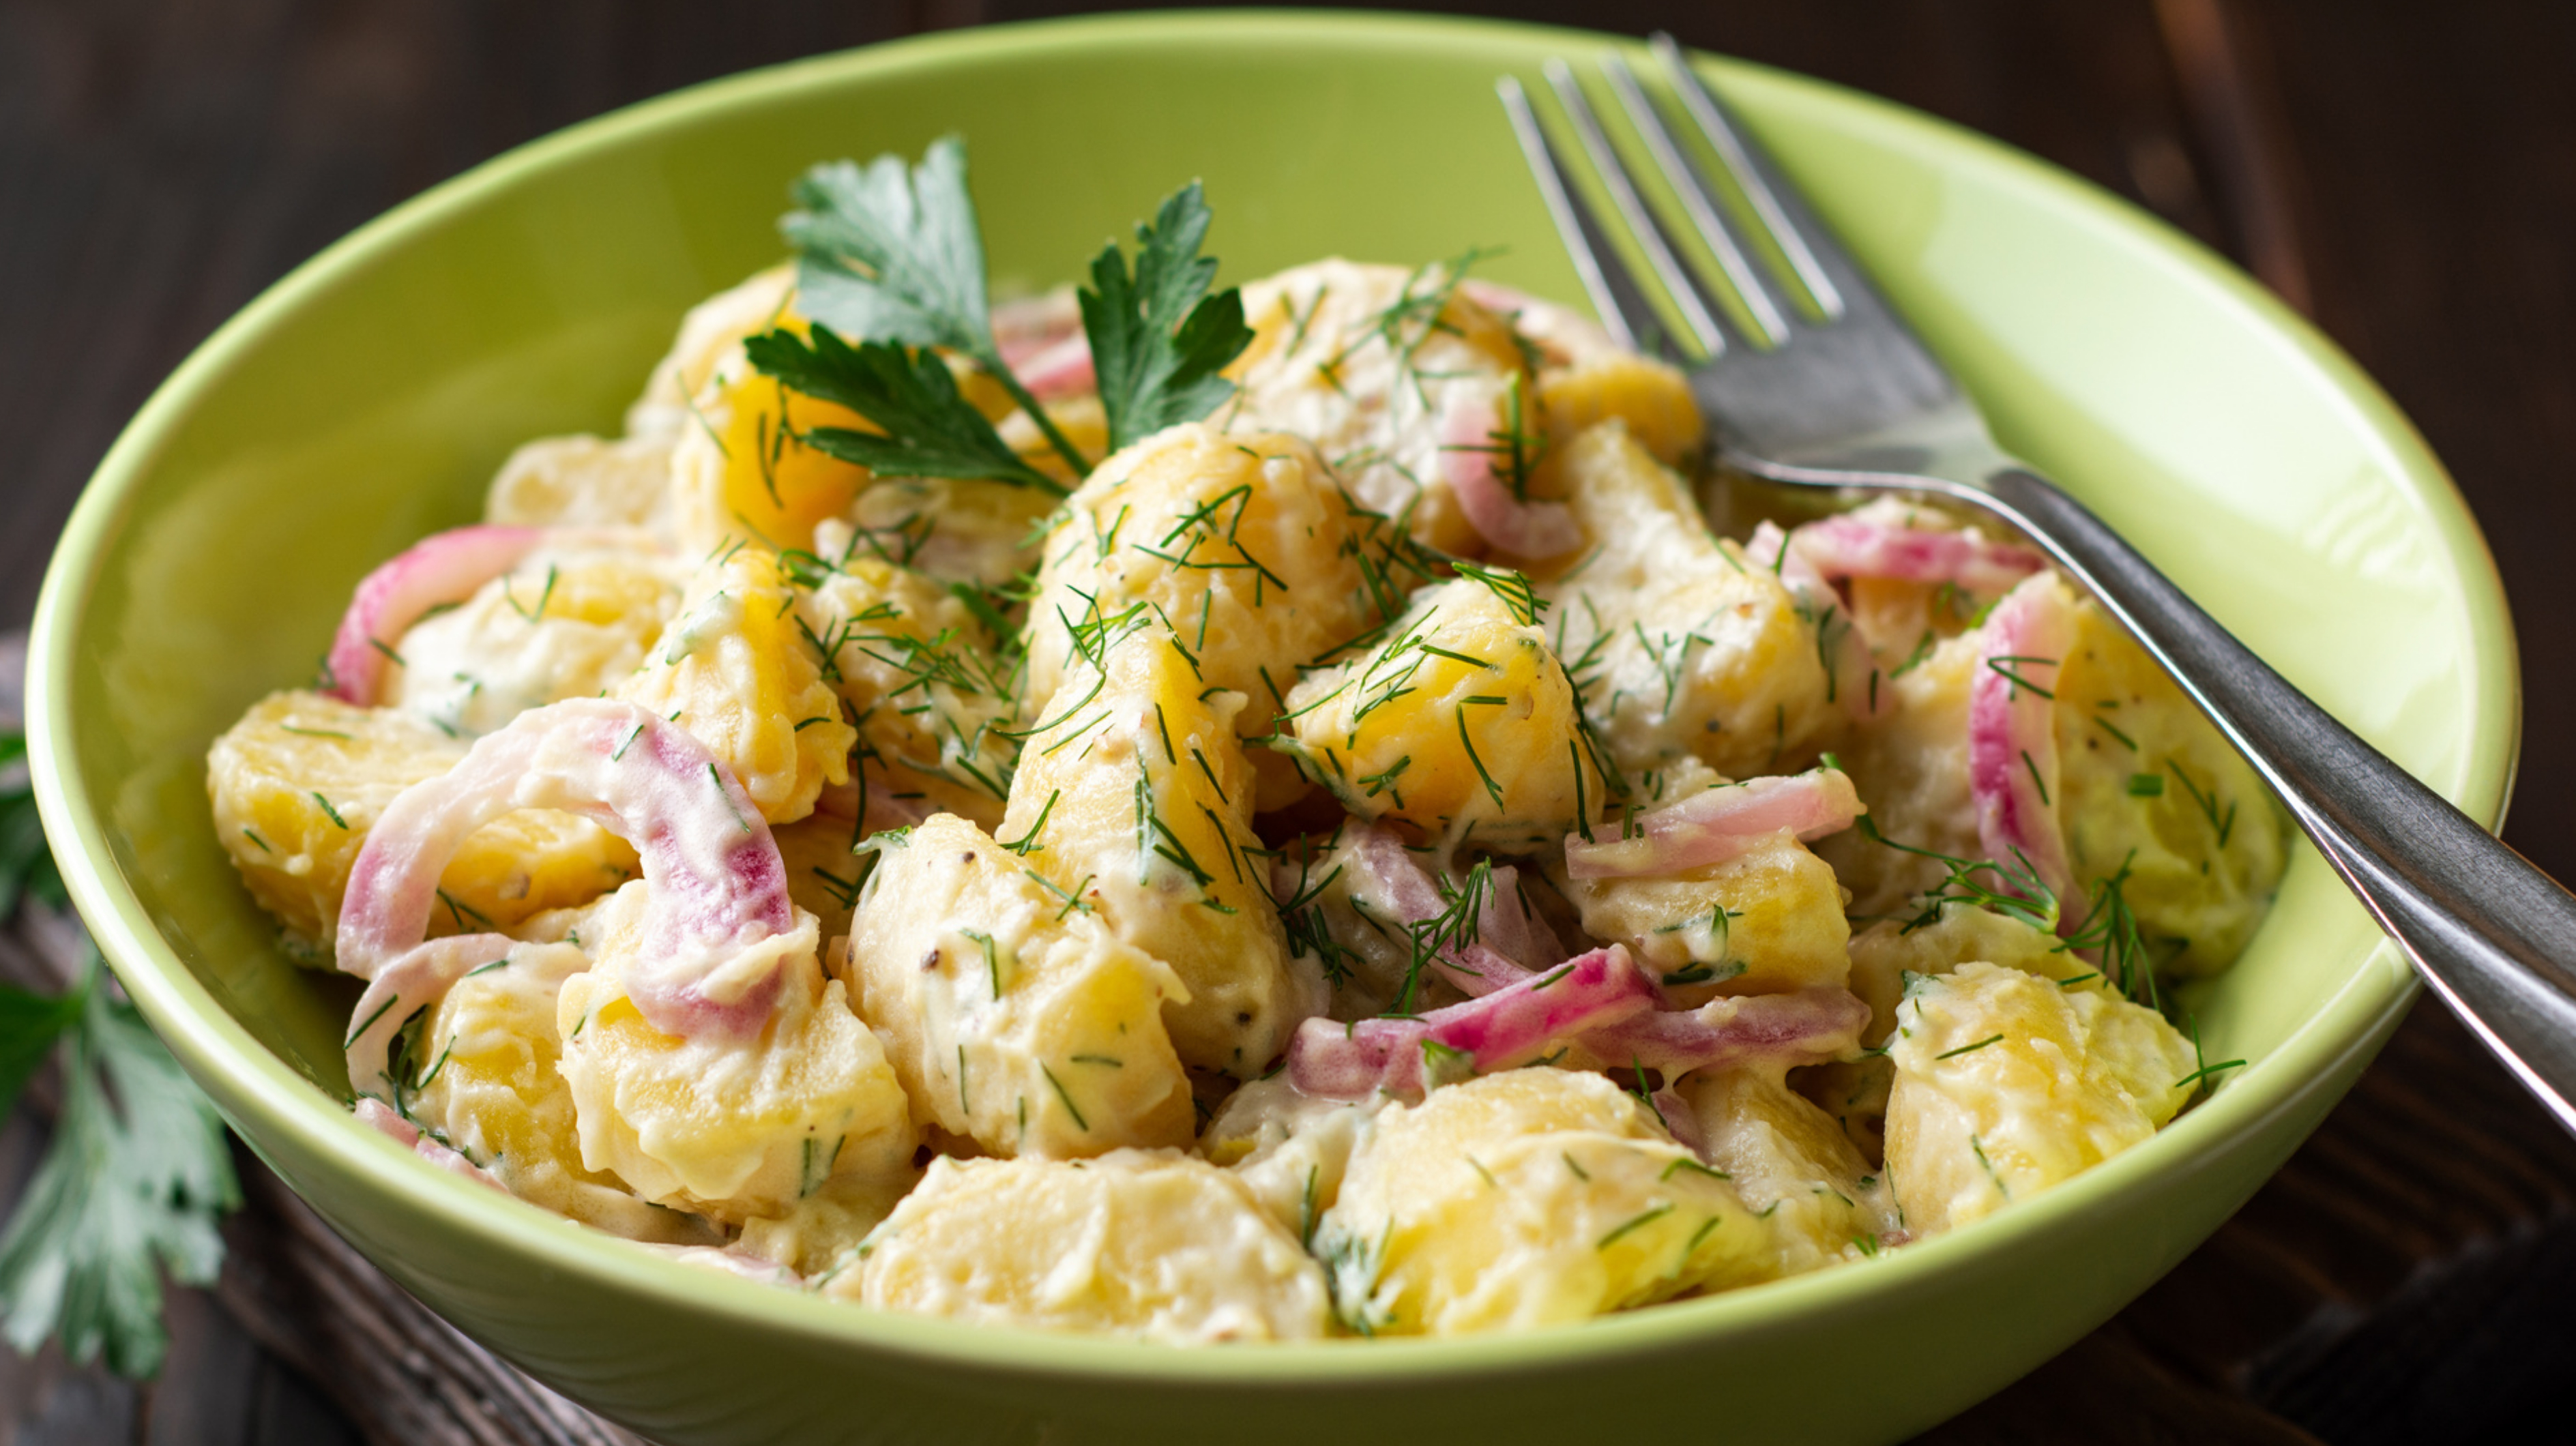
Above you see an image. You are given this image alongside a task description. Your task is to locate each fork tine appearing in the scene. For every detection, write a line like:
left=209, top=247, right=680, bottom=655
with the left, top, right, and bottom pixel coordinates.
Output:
left=1650, top=31, right=1855, bottom=321
left=1540, top=59, right=1736, bottom=359
left=1495, top=76, right=1671, bottom=358
left=1598, top=51, right=1790, bottom=346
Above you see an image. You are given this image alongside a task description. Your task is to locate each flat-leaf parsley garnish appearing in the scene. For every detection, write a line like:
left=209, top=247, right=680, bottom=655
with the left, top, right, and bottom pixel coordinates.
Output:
left=780, top=136, right=1091, bottom=479
left=1079, top=181, right=1255, bottom=452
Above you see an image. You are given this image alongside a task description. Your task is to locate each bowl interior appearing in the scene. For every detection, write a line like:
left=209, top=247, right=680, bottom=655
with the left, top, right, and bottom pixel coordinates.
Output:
left=29, top=10, right=2514, bottom=1438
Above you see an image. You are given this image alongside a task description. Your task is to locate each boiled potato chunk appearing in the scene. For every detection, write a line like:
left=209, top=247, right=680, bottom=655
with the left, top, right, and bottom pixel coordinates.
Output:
left=556, top=891, right=914, bottom=1225
left=1226, top=259, right=1531, bottom=557
left=407, top=939, right=702, bottom=1243
left=1197, top=1074, right=1380, bottom=1243
left=1845, top=900, right=2074, bottom=1046
left=390, top=536, right=682, bottom=737
left=483, top=434, right=675, bottom=533
left=796, top=554, right=1016, bottom=830
left=1680, top=1067, right=1894, bottom=1278
left=1533, top=349, right=1703, bottom=471
left=1536, top=424, right=1838, bottom=780
left=1811, top=630, right=1982, bottom=921
left=1820, top=593, right=2285, bottom=970
left=626, top=264, right=797, bottom=443
left=616, top=547, right=855, bottom=825
left=830, top=479, right=1062, bottom=592
left=1551, top=762, right=1851, bottom=1003
left=665, top=319, right=875, bottom=560
left=1284, top=576, right=1602, bottom=856
left=1006, top=630, right=1313, bottom=1075
left=1023, top=424, right=1384, bottom=810
left=207, top=690, right=637, bottom=954
left=736, top=1168, right=922, bottom=1282
left=847, top=813, right=1195, bottom=1157
left=2053, top=604, right=2285, bottom=975
left=847, top=1150, right=1331, bottom=1343
left=1885, top=961, right=2197, bottom=1234
left=1315, top=1069, right=1771, bottom=1336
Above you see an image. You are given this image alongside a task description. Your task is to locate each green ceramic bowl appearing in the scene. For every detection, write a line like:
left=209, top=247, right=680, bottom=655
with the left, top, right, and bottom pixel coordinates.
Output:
left=28, top=12, right=2511, bottom=1444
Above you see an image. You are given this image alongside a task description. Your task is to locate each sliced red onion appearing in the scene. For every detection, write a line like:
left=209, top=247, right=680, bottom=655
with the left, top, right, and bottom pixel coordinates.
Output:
left=993, top=291, right=1081, bottom=365
left=1788, top=514, right=2045, bottom=596
left=1746, top=520, right=1832, bottom=606
left=1346, top=825, right=1538, bottom=997
left=1012, top=332, right=1095, bottom=400
left=1967, top=574, right=2077, bottom=913
left=336, top=698, right=797, bottom=1093
left=1564, top=767, right=1862, bottom=880
left=1651, top=1086, right=1709, bottom=1159
left=992, top=292, right=1094, bottom=400
left=353, top=1097, right=508, bottom=1192
left=323, top=525, right=544, bottom=707
left=1439, top=387, right=1581, bottom=559
left=1586, top=987, right=1871, bottom=1081
left=1287, top=945, right=1655, bottom=1102
left=1477, top=864, right=1565, bottom=975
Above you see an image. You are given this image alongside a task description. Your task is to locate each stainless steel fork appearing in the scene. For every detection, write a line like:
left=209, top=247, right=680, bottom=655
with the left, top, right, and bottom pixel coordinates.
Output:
left=1501, top=34, right=2576, bottom=1132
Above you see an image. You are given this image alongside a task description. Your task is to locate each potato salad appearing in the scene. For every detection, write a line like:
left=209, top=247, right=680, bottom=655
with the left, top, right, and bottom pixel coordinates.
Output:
left=206, top=142, right=2283, bottom=1343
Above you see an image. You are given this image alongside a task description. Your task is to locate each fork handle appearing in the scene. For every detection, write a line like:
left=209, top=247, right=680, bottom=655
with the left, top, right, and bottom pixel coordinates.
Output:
left=1982, top=464, right=2576, bottom=1129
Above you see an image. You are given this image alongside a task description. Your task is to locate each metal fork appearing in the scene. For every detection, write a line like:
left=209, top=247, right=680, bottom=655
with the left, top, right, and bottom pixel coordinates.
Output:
left=1500, top=35, right=2576, bottom=1133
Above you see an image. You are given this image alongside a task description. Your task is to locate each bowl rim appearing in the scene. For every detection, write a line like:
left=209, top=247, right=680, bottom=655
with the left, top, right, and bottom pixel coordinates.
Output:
left=27, top=6, right=2515, bottom=1387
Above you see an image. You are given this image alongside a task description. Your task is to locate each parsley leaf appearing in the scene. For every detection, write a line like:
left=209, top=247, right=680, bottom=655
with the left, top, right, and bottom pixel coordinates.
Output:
left=0, top=984, right=77, bottom=1124
left=782, top=137, right=1091, bottom=477
left=0, top=732, right=63, bottom=921
left=1079, top=181, right=1254, bottom=452
left=744, top=325, right=1066, bottom=495
left=0, top=948, right=238, bottom=1378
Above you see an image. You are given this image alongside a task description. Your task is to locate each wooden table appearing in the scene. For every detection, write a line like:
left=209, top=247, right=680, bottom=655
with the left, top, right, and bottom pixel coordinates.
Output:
left=3, top=2, right=2571, bottom=1441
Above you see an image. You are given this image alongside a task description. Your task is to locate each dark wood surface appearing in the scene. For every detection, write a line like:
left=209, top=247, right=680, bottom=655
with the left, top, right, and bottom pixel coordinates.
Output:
left=4, top=2, right=2575, bottom=1442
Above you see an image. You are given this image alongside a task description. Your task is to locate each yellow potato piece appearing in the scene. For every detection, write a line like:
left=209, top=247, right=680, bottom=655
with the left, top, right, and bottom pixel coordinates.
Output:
left=770, top=812, right=866, bottom=945
left=557, top=892, right=915, bottom=1224
left=1533, top=350, right=1704, bottom=471
left=1845, top=900, right=2075, bottom=1046
left=1022, top=424, right=1384, bottom=810
left=1285, top=576, right=1601, bottom=856
left=1884, top=960, right=2196, bottom=1234
left=483, top=434, right=674, bottom=532
left=848, top=1150, right=1330, bottom=1344
left=1680, top=1067, right=1895, bottom=1278
left=1552, top=825, right=1852, bottom=1004
left=1536, top=424, right=1838, bottom=779
left=1818, top=593, right=2285, bottom=973
left=1197, top=1074, right=1379, bottom=1243
left=616, top=548, right=855, bottom=825
left=390, top=538, right=682, bottom=737
left=407, top=940, right=705, bottom=1243
left=1315, top=1069, right=1771, bottom=1336
left=1810, top=630, right=1982, bottom=922
left=626, top=264, right=797, bottom=443
left=846, top=813, right=1196, bottom=1157
left=737, top=1168, right=922, bottom=1283
left=1225, top=259, right=1531, bottom=557
left=1007, top=629, right=1313, bottom=1074
left=795, top=555, right=1016, bottom=831
left=667, top=324, right=875, bottom=560
left=207, top=690, right=637, bottom=956
left=831, top=474, right=1066, bottom=593
left=2053, top=604, right=2285, bottom=975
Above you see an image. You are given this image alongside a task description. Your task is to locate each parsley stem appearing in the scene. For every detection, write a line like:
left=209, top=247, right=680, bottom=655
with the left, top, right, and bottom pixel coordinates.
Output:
left=977, top=355, right=1090, bottom=485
